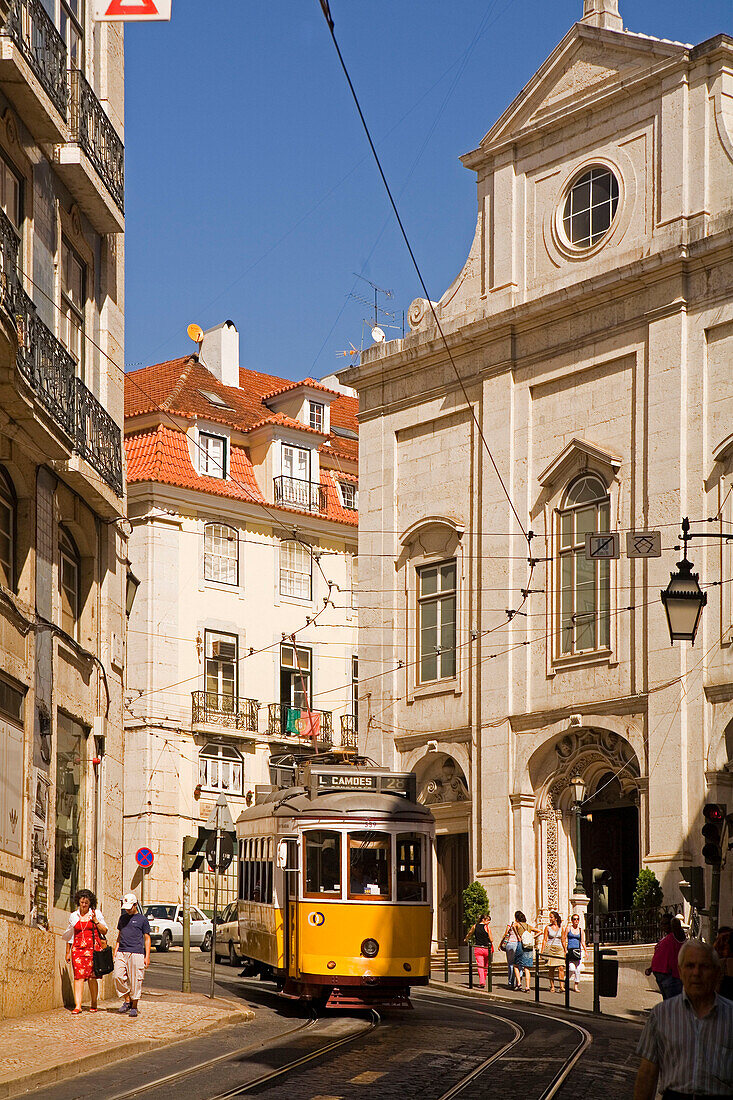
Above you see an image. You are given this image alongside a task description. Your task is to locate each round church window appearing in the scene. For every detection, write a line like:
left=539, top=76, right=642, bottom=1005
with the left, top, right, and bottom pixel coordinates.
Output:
left=562, top=166, right=619, bottom=249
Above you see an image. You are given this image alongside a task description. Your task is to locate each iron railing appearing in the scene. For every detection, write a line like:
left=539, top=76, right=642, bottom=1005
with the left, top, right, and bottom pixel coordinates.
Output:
left=340, top=714, right=357, bottom=748
left=267, top=703, right=333, bottom=745
left=68, top=68, right=124, bottom=213
left=191, top=691, right=259, bottom=733
left=0, top=207, right=123, bottom=495
left=273, top=475, right=327, bottom=514
left=589, top=904, right=683, bottom=946
left=2, top=0, right=68, bottom=119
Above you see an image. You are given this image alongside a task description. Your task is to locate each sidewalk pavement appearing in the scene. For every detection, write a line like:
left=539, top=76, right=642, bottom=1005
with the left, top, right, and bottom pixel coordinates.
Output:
left=0, top=990, right=254, bottom=1099
left=429, top=965, right=659, bottom=1023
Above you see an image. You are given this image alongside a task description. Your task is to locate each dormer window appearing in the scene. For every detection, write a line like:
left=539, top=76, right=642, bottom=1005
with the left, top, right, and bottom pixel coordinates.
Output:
left=200, top=432, right=227, bottom=479
left=309, top=401, right=324, bottom=432
left=339, top=482, right=357, bottom=511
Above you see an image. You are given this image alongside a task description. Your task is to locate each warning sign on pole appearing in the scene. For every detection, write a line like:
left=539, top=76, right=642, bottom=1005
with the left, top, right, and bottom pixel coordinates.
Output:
left=93, top=0, right=172, bottom=20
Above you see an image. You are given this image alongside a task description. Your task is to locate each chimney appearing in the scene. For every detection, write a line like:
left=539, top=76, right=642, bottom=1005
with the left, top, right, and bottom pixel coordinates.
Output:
left=581, top=0, right=623, bottom=32
left=200, top=321, right=239, bottom=388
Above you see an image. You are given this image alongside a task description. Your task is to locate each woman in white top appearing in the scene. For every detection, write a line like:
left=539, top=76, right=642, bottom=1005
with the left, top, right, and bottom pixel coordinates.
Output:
left=62, top=889, right=108, bottom=1014
left=541, top=910, right=565, bottom=993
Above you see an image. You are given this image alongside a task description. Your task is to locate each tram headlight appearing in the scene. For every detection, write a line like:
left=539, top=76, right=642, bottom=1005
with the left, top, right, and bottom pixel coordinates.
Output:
left=361, top=938, right=379, bottom=958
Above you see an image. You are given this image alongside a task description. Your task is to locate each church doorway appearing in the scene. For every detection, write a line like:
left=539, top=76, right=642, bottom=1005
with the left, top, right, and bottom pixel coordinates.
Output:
left=436, top=833, right=469, bottom=946
left=580, top=772, right=640, bottom=911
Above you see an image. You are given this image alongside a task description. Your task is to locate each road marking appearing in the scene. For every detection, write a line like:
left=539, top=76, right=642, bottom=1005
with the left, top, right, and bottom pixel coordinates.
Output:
left=350, top=1071, right=386, bottom=1084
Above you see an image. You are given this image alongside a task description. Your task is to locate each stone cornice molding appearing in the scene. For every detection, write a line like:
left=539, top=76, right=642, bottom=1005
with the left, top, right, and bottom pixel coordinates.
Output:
left=399, top=515, right=465, bottom=547
left=509, top=793, right=536, bottom=810
left=509, top=693, right=648, bottom=733
left=704, top=682, right=733, bottom=705
left=394, top=729, right=472, bottom=752
left=538, top=438, right=622, bottom=488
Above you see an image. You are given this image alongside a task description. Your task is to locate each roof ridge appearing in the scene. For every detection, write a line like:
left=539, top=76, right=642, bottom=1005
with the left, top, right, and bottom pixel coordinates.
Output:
left=161, top=356, right=197, bottom=412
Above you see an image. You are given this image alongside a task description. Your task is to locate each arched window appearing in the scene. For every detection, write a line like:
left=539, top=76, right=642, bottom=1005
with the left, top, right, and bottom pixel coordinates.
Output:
left=58, top=526, right=81, bottom=639
left=557, top=475, right=611, bottom=657
left=0, top=467, right=15, bottom=590
left=203, top=523, right=238, bottom=585
left=199, top=742, right=243, bottom=795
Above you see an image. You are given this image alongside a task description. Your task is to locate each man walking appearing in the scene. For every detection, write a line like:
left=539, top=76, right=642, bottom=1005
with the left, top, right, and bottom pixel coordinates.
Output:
left=113, top=892, right=151, bottom=1018
left=633, top=939, right=733, bottom=1100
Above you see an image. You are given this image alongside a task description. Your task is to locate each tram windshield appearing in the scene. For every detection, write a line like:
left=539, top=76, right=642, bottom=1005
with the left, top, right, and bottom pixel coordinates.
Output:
left=396, top=833, right=426, bottom=901
left=348, top=832, right=391, bottom=900
left=304, top=830, right=341, bottom=897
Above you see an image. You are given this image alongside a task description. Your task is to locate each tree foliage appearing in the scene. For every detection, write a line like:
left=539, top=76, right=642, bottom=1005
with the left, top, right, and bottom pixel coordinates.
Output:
left=462, top=880, right=490, bottom=930
left=632, top=867, right=663, bottom=911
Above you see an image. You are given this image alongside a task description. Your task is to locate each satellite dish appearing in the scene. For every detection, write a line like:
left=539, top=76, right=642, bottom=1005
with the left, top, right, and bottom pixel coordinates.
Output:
left=371, top=326, right=386, bottom=344
left=187, top=323, right=204, bottom=345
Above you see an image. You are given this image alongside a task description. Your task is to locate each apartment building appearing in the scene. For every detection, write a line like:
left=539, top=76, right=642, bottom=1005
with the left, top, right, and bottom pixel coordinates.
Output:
left=124, top=321, right=358, bottom=909
left=0, top=1, right=126, bottom=1015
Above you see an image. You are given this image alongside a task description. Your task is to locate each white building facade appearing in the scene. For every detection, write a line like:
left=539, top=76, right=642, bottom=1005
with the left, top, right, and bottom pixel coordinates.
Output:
left=0, top=1, right=126, bottom=1015
left=344, top=1, right=733, bottom=945
left=124, top=323, right=359, bottom=910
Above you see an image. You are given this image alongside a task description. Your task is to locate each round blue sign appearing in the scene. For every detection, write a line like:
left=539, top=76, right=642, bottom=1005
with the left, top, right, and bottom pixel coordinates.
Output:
left=135, top=847, right=154, bottom=868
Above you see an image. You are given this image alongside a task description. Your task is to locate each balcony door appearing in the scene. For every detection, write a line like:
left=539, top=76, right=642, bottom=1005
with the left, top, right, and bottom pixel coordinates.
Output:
left=282, top=444, right=310, bottom=483
left=205, top=630, right=238, bottom=715
left=280, top=643, right=311, bottom=713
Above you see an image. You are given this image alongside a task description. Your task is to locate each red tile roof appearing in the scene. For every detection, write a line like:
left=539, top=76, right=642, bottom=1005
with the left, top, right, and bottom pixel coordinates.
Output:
left=261, top=377, right=342, bottom=401
left=126, top=425, right=266, bottom=504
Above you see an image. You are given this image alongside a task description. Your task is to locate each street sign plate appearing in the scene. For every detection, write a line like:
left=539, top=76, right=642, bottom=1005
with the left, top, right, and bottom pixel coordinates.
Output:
left=135, top=846, right=154, bottom=868
left=93, top=0, right=172, bottom=21
left=206, top=831, right=234, bottom=872
left=584, top=532, right=620, bottom=560
left=205, top=794, right=235, bottom=833
left=626, top=531, right=662, bottom=558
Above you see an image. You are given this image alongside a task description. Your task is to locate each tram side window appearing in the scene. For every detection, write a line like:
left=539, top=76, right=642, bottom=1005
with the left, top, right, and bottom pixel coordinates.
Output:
left=396, top=833, right=426, bottom=901
left=240, top=838, right=273, bottom=903
left=348, top=832, right=391, bottom=900
left=304, top=830, right=341, bottom=897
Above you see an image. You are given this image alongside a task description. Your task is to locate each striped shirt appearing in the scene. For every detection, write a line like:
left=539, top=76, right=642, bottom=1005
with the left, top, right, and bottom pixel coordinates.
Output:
left=636, top=992, right=733, bottom=1095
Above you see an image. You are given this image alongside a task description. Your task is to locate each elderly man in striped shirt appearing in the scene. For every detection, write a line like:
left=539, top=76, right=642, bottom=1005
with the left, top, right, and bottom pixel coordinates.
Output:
left=634, top=939, right=733, bottom=1100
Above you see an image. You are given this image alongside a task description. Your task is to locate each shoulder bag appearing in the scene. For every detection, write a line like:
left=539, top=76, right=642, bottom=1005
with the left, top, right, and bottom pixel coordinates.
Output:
left=92, top=923, right=114, bottom=978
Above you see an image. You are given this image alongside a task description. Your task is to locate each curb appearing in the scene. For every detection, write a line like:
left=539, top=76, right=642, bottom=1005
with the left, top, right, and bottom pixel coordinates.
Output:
left=427, top=978, right=646, bottom=1025
left=0, top=1001, right=255, bottom=1100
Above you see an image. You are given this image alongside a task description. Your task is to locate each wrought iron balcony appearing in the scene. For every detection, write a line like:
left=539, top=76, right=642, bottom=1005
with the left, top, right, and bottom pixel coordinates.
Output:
left=2, top=0, right=68, bottom=120
left=267, top=703, right=333, bottom=745
left=68, top=68, right=124, bottom=213
left=273, top=475, right=327, bottom=514
left=0, top=207, right=123, bottom=496
left=192, top=691, right=259, bottom=733
left=340, top=714, right=357, bottom=749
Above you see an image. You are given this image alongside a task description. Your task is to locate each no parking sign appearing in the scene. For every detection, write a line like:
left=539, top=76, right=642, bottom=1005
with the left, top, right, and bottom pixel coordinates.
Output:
left=135, top=847, right=154, bottom=868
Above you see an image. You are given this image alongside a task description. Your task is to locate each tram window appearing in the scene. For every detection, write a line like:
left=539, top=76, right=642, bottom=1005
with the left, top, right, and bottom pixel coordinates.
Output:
left=304, top=830, right=342, bottom=897
left=396, top=833, right=426, bottom=901
left=348, top=832, right=391, bottom=900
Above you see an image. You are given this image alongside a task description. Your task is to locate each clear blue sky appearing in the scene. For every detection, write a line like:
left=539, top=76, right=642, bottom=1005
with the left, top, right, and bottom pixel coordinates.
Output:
left=124, top=0, right=730, bottom=379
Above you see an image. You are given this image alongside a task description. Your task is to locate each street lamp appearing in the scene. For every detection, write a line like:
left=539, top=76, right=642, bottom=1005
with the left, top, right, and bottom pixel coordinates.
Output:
left=570, top=774, right=586, bottom=895
left=660, top=519, right=708, bottom=644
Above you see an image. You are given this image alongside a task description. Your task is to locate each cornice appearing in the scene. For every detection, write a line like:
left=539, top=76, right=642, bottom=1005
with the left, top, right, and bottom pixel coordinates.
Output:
left=704, top=682, right=733, bottom=705
left=394, top=728, right=472, bottom=753
left=509, top=693, right=648, bottom=733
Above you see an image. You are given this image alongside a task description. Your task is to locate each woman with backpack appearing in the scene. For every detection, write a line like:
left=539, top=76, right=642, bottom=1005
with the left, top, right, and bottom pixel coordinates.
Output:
left=511, top=910, right=539, bottom=992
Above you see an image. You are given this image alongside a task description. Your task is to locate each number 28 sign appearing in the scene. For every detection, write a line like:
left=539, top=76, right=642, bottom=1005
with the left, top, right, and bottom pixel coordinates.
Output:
left=93, top=0, right=172, bottom=20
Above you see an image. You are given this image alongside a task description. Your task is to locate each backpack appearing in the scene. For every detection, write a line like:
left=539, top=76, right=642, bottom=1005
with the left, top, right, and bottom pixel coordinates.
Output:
left=521, top=929, right=534, bottom=949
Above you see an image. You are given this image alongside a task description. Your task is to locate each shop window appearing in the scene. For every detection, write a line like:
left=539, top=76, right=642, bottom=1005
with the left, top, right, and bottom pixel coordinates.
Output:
left=54, top=712, right=85, bottom=911
left=0, top=676, right=24, bottom=857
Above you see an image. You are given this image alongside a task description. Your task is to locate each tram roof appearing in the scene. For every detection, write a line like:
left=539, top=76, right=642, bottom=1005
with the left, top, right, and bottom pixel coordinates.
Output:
left=235, top=787, right=433, bottom=829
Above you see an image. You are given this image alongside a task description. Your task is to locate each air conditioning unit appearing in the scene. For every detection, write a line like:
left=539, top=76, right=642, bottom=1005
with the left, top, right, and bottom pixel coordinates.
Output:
left=212, top=640, right=236, bottom=661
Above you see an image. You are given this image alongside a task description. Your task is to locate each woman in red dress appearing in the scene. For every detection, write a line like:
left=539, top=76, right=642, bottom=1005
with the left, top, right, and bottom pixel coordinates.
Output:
left=63, top=889, right=108, bottom=1014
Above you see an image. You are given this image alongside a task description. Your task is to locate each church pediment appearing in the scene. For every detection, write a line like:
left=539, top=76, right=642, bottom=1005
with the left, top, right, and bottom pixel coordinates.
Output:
left=462, top=24, right=687, bottom=166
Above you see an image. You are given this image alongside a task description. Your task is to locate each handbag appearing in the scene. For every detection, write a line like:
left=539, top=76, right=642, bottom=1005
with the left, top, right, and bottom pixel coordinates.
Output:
left=567, top=947, right=582, bottom=962
left=92, top=923, right=114, bottom=978
left=499, top=931, right=510, bottom=951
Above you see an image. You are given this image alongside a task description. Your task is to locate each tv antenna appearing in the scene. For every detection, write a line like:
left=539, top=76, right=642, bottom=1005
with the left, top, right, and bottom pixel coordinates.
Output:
left=349, top=274, right=404, bottom=344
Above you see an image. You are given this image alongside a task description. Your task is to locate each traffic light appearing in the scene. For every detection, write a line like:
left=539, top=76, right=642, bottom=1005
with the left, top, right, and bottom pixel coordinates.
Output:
left=182, top=834, right=205, bottom=874
left=679, top=865, right=705, bottom=910
left=592, top=868, right=612, bottom=915
left=702, top=803, right=726, bottom=865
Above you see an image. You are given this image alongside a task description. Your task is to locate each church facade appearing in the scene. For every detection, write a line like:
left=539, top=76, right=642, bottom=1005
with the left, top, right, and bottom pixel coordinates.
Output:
left=343, top=1, right=733, bottom=943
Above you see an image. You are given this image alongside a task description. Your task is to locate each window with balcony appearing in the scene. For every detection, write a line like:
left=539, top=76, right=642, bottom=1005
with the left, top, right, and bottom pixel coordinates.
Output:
left=60, top=0, right=84, bottom=70
left=60, top=238, right=85, bottom=376
left=199, top=742, right=243, bottom=795
left=0, top=155, right=22, bottom=245
left=280, top=539, right=311, bottom=600
left=205, top=630, right=238, bottom=715
left=58, top=525, right=80, bottom=639
left=0, top=468, right=15, bottom=591
left=557, top=474, right=611, bottom=657
left=199, top=432, right=227, bottom=479
left=309, top=401, right=324, bottom=432
left=280, top=642, right=311, bottom=712
left=417, top=560, right=457, bottom=683
left=203, top=523, right=238, bottom=585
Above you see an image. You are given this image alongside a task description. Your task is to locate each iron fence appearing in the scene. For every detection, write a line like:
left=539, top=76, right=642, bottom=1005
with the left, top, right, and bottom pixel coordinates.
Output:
left=589, top=904, right=683, bottom=945
left=273, top=475, right=327, bottom=514
left=340, top=714, right=357, bottom=748
left=2, top=0, right=68, bottom=119
left=68, top=68, right=124, bottom=213
left=267, top=703, right=333, bottom=745
left=191, top=691, right=258, bottom=733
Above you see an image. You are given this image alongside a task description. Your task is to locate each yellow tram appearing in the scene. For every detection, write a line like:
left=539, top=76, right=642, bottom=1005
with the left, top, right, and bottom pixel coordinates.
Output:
left=235, top=756, right=434, bottom=1008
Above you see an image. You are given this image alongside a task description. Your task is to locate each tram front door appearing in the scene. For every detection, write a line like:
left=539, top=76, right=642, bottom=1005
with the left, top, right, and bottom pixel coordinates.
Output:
left=436, top=832, right=469, bottom=947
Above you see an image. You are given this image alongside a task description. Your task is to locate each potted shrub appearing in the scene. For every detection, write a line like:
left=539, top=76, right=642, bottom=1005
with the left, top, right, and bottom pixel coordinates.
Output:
left=632, top=868, right=664, bottom=943
left=461, top=880, right=490, bottom=962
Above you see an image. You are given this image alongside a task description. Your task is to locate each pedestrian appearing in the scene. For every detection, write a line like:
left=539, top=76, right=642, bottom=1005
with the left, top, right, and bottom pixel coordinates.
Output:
left=645, top=913, right=686, bottom=999
left=62, top=889, right=108, bottom=1015
left=541, top=910, right=565, bottom=993
left=633, top=939, right=733, bottom=1100
left=466, top=912, right=494, bottom=989
left=511, top=910, right=539, bottom=993
left=713, top=928, right=733, bottom=1000
left=564, top=912, right=585, bottom=991
left=499, top=920, right=519, bottom=989
left=113, top=892, right=151, bottom=1018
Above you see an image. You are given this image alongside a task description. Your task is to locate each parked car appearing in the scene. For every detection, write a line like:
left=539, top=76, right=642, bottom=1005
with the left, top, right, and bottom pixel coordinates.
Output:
left=214, top=901, right=242, bottom=965
left=145, top=903, right=213, bottom=952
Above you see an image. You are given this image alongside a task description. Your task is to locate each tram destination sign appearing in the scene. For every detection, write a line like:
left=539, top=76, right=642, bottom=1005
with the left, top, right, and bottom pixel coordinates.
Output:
left=311, top=769, right=416, bottom=800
